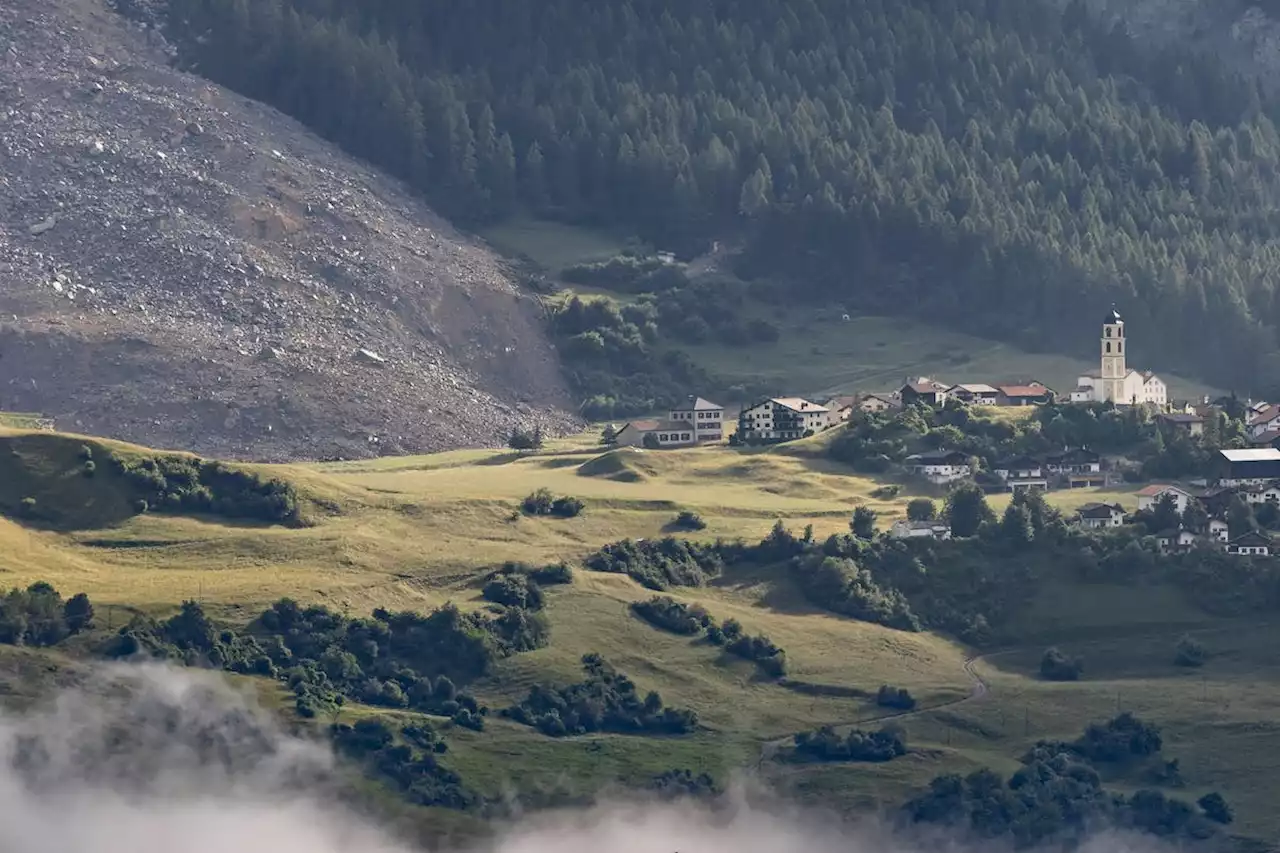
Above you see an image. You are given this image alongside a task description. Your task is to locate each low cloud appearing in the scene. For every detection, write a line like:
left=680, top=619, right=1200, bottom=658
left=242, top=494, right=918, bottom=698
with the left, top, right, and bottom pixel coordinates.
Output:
left=0, top=663, right=1173, bottom=853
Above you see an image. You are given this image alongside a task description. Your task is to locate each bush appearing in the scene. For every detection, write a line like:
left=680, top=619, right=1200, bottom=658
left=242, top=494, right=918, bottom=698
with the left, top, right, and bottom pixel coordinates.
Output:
left=83, top=460, right=97, bottom=478
left=792, top=724, right=906, bottom=762
left=521, top=489, right=584, bottom=517
left=1174, top=635, right=1206, bottom=668
left=871, top=485, right=901, bottom=500
left=1198, top=792, right=1233, bottom=825
left=18, top=497, right=37, bottom=518
left=630, top=596, right=710, bottom=635
left=78, top=444, right=94, bottom=461
left=1040, top=646, right=1083, bottom=681
left=585, top=537, right=724, bottom=589
left=906, top=498, right=937, bottom=522
left=551, top=495, right=585, bottom=518
left=483, top=573, right=546, bottom=610
left=108, top=453, right=302, bottom=526
left=500, top=561, right=573, bottom=585
left=670, top=510, right=707, bottom=531
left=876, top=684, right=917, bottom=710
left=504, top=654, right=698, bottom=736
left=648, top=769, right=721, bottom=799
left=0, top=582, right=90, bottom=646
left=726, top=632, right=787, bottom=678
left=508, top=425, right=544, bottom=450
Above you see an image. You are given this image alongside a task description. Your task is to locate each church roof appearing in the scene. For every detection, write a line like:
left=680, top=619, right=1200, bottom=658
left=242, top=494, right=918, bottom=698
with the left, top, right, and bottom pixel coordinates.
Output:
left=1104, top=306, right=1123, bottom=324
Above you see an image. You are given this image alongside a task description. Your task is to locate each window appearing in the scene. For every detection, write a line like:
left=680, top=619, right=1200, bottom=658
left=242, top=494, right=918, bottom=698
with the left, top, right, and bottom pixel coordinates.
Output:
left=1105, top=342, right=1111, bottom=353
left=682, top=433, right=690, bottom=441
left=1105, top=328, right=1112, bottom=337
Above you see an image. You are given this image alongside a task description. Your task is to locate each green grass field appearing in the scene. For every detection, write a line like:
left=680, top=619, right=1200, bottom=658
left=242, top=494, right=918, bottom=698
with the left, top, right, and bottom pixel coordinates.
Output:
left=479, top=216, right=1221, bottom=402
left=1, top=426, right=1275, bottom=839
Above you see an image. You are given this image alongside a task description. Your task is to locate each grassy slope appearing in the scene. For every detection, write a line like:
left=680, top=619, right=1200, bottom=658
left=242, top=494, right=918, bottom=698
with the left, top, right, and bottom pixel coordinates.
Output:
left=2, top=427, right=1277, bottom=838
left=479, top=217, right=1220, bottom=401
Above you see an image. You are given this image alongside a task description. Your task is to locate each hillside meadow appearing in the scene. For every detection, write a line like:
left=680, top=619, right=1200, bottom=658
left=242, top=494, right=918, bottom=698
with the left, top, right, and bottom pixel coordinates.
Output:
left=2, top=426, right=1278, bottom=839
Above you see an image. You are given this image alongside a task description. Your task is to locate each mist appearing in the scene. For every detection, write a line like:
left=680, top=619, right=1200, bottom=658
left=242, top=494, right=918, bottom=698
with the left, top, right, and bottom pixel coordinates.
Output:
left=0, top=663, right=1172, bottom=853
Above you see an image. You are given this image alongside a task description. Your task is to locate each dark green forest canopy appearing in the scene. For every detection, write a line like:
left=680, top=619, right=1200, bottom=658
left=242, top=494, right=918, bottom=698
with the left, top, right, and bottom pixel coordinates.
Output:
left=164, top=0, right=1280, bottom=393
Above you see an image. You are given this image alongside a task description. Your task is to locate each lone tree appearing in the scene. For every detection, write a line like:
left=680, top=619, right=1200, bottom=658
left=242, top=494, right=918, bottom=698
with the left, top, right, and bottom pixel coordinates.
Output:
left=1040, top=646, right=1083, bottom=681
left=1174, top=634, right=1206, bottom=668
left=851, top=506, right=878, bottom=539
left=906, top=498, right=936, bottom=522
left=601, top=424, right=619, bottom=445
left=1198, top=792, right=1233, bottom=825
left=945, top=483, right=994, bottom=538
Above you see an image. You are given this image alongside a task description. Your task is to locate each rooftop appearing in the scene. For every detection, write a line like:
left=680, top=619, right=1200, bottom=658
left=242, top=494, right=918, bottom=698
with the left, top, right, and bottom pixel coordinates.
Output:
left=1135, top=483, right=1196, bottom=497
left=770, top=397, right=828, bottom=413
left=673, top=396, right=723, bottom=412
left=949, top=383, right=999, bottom=394
left=997, top=383, right=1053, bottom=397
left=1220, top=448, right=1280, bottom=463
left=620, top=419, right=687, bottom=433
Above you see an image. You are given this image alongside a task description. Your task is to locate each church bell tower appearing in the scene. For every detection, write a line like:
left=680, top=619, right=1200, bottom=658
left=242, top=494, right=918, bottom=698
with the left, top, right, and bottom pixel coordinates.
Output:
left=1100, top=306, right=1125, bottom=403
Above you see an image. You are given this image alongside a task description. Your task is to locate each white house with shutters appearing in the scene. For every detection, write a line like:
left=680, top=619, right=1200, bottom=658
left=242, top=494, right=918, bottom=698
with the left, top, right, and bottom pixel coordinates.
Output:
left=737, top=398, right=830, bottom=442
left=668, top=396, right=725, bottom=443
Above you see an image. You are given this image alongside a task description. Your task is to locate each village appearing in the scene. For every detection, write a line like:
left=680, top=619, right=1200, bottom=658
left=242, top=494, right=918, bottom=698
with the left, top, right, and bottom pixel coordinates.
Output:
left=606, top=308, right=1280, bottom=558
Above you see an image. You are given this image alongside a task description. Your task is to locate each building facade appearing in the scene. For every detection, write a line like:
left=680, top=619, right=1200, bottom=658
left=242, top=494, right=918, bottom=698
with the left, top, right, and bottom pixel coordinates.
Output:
left=1071, top=308, right=1167, bottom=405
left=668, top=396, right=725, bottom=442
left=737, top=398, right=830, bottom=442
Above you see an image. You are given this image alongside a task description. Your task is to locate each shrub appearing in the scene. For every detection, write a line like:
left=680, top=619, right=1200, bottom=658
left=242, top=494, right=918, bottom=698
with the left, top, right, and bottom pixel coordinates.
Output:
left=83, top=460, right=97, bottom=478
left=483, top=573, right=545, bottom=610
left=522, top=489, right=584, bottom=517
left=18, top=497, right=37, bottom=518
left=876, top=684, right=917, bottom=710
left=871, top=485, right=901, bottom=500
left=726, top=632, right=787, bottom=678
left=1040, top=646, right=1083, bottom=681
left=630, top=596, right=710, bottom=635
left=671, top=510, right=707, bottom=531
left=1198, top=792, right=1233, bottom=825
left=78, top=444, right=94, bottom=461
left=551, top=495, right=585, bottom=518
left=108, top=453, right=302, bottom=526
left=585, top=537, right=724, bottom=589
left=1174, top=635, right=1206, bottom=668
left=648, top=769, right=721, bottom=799
left=513, top=561, right=574, bottom=585
left=792, top=724, right=907, bottom=762
left=906, top=498, right=937, bottom=522
left=504, top=654, right=698, bottom=736
left=508, top=425, right=544, bottom=451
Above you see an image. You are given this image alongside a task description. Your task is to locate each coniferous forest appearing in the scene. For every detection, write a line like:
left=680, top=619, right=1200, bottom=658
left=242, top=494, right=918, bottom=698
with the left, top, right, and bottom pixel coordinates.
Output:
left=160, top=0, right=1280, bottom=394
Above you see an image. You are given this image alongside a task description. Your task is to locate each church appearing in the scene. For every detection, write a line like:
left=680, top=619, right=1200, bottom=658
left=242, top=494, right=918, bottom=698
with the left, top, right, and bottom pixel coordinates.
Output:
left=1069, top=308, right=1167, bottom=406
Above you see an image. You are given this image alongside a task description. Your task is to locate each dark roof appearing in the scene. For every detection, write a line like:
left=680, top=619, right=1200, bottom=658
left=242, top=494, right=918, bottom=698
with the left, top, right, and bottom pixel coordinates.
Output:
left=1159, top=413, right=1204, bottom=424
left=902, top=381, right=945, bottom=395
left=1105, top=306, right=1123, bottom=324
left=1230, top=530, right=1272, bottom=547
left=1250, top=429, right=1280, bottom=447
left=907, top=449, right=969, bottom=464
left=1078, top=502, right=1123, bottom=518
left=996, top=455, right=1040, bottom=469
left=1044, top=447, right=1100, bottom=463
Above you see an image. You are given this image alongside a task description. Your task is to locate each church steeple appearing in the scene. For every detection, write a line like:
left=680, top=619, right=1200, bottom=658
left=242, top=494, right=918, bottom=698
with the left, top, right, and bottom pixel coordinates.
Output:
left=1100, top=304, right=1126, bottom=402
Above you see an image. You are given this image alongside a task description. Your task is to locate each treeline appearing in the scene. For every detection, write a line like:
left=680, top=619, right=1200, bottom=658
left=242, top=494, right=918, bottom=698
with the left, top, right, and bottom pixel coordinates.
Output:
left=157, top=0, right=1280, bottom=393
left=630, top=595, right=787, bottom=677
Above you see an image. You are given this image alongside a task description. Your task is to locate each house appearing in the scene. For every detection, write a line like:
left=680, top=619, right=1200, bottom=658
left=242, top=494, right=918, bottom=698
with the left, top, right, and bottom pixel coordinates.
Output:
left=668, top=396, right=725, bottom=442
left=1158, top=412, right=1204, bottom=437
left=1071, top=308, right=1166, bottom=405
left=1077, top=502, right=1125, bottom=529
left=1216, top=448, right=1280, bottom=486
left=1226, top=530, right=1272, bottom=556
left=947, top=384, right=1000, bottom=406
left=737, top=398, right=831, bottom=443
left=614, top=419, right=696, bottom=449
left=899, top=378, right=949, bottom=407
left=823, top=396, right=858, bottom=422
left=1155, top=528, right=1198, bottom=554
left=993, top=455, right=1048, bottom=492
left=857, top=393, right=900, bottom=414
left=1242, top=482, right=1280, bottom=505
left=1043, top=448, right=1103, bottom=475
left=904, top=449, right=972, bottom=484
left=1248, top=428, right=1280, bottom=450
left=996, top=382, right=1056, bottom=407
left=1209, top=518, right=1229, bottom=543
left=1248, top=404, right=1280, bottom=438
left=890, top=520, right=952, bottom=540
left=1135, top=484, right=1198, bottom=514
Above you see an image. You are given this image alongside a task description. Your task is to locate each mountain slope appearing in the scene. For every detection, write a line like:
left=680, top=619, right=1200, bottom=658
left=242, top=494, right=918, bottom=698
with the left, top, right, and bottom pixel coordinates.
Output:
left=157, top=0, right=1280, bottom=402
left=0, top=0, right=573, bottom=461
